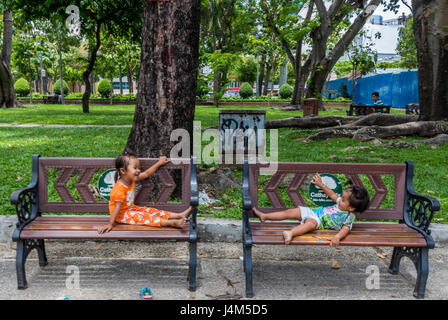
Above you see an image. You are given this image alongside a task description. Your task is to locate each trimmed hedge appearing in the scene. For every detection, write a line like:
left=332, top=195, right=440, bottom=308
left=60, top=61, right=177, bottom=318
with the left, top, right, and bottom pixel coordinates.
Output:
left=279, top=84, right=293, bottom=99
left=14, top=78, right=30, bottom=96
left=239, top=82, right=253, bottom=99
left=98, top=79, right=112, bottom=98
left=53, top=80, right=69, bottom=95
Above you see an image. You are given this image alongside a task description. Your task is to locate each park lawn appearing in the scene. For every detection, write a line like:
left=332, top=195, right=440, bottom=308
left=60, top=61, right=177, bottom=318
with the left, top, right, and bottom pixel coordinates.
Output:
left=0, top=103, right=406, bottom=127
left=1, top=104, right=445, bottom=224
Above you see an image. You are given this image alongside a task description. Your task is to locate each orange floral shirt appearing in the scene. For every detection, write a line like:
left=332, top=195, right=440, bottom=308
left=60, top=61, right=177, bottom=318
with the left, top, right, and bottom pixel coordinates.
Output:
left=109, top=181, right=135, bottom=219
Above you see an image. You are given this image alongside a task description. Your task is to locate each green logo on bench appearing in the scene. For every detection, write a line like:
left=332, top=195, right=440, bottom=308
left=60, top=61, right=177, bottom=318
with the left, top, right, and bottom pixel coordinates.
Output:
left=98, top=169, right=117, bottom=201
left=308, top=174, right=342, bottom=207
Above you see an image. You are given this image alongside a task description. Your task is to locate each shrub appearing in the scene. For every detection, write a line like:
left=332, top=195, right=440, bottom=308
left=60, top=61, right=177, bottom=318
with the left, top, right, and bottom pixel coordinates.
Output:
left=197, top=80, right=210, bottom=97
left=279, top=84, right=293, bottom=99
left=32, top=92, right=43, bottom=99
left=97, top=79, right=112, bottom=98
left=65, top=92, right=84, bottom=99
left=14, top=78, right=30, bottom=96
left=123, top=93, right=136, bottom=100
left=53, top=80, right=69, bottom=95
left=239, top=82, right=253, bottom=99
left=112, top=93, right=136, bottom=101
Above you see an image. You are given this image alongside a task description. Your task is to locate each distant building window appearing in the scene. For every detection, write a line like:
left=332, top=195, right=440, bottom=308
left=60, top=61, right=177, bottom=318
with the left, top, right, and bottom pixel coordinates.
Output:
left=113, top=82, right=129, bottom=90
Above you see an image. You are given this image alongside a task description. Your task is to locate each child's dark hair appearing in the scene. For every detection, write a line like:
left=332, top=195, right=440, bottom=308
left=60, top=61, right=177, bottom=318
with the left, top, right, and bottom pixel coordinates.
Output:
left=114, top=151, right=137, bottom=182
left=346, top=180, right=370, bottom=213
left=372, top=91, right=379, bottom=97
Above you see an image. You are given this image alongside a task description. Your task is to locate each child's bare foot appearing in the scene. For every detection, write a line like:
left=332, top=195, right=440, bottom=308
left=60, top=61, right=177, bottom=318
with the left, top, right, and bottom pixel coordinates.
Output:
left=162, top=217, right=186, bottom=228
left=171, top=218, right=186, bottom=228
left=252, top=207, right=266, bottom=222
left=181, top=206, right=192, bottom=219
left=283, top=230, right=293, bottom=245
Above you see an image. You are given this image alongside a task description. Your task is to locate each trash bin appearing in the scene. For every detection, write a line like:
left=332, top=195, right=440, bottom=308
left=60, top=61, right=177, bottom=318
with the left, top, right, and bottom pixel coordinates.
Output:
left=303, top=98, right=320, bottom=116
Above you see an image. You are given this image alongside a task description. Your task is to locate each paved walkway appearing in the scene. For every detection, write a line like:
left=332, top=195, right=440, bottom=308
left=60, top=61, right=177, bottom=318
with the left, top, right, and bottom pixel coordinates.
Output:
left=1, top=237, right=447, bottom=300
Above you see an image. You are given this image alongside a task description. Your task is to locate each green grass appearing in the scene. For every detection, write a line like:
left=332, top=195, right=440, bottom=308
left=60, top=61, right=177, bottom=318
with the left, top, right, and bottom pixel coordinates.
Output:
left=0, top=103, right=406, bottom=127
left=1, top=103, right=446, bottom=224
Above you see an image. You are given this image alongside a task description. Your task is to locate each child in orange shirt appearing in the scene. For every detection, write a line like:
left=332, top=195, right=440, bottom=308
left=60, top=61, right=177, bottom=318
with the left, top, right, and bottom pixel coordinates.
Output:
left=98, top=152, right=191, bottom=234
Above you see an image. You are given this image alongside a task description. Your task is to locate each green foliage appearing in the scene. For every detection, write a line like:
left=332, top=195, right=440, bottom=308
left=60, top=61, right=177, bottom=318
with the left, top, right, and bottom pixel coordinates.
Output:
left=196, top=79, right=210, bottom=97
left=14, top=78, right=30, bottom=96
left=65, top=92, right=84, bottom=99
left=235, top=56, right=257, bottom=83
left=397, top=18, right=418, bottom=69
left=53, top=80, right=69, bottom=95
left=279, top=83, right=293, bottom=99
left=97, top=79, right=112, bottom=98
left=238, top=82, right=254, bottom=99
left=333, top=61, right=353, bottom=78
left=377, top=61, right=403, bottom=69
left=112, top=93, right=136, bottom=101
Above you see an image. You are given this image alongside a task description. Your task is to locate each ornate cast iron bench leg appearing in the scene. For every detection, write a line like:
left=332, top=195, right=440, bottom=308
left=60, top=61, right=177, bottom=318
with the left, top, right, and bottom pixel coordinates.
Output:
left=244, top=244, right=254, bottom=297
left=188, top=241, right=197, bottom=291
left=388, top=246, right=429, bottom=299
left=16, top=239, right=48, bottom=289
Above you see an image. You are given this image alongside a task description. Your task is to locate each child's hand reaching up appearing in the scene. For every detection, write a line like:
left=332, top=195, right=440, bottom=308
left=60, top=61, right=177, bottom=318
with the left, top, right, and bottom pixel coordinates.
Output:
left=158, top=156, right=170, bottom=166
left=311, top=173, right=324, bottom=188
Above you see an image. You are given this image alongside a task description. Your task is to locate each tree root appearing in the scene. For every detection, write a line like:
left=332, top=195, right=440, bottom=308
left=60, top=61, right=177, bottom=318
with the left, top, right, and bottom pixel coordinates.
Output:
left=307, top=121, right=448, bottom=142
left=353, top=121, right=448, bottom=141
left=265, top=115, right=357, bottom=129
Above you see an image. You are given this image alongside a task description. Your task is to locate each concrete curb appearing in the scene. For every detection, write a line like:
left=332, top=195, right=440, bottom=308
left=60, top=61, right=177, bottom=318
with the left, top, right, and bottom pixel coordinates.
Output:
left=1, top=215, right=447, bottom=246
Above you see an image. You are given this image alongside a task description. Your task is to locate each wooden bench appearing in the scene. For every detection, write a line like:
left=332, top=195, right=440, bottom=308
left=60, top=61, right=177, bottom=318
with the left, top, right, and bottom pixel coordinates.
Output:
left=406, top=103, right=420, bottom=115
left=347, top=104, right=391, bottom=116
left=10, top=154, right=199, bottom=291
left=241, top=159, right=439, bottom=298
left=43, top=96, right=61, bottom=104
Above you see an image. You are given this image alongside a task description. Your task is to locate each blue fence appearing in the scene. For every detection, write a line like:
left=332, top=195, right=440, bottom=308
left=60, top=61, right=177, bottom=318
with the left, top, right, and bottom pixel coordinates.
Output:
left=324, top=70, right=419, bottom=109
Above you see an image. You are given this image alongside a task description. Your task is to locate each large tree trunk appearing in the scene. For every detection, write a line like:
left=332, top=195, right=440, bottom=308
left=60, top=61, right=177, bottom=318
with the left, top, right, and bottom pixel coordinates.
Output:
left=412, top=0, right=448, bottom=120
left=0, top=11, right=21, bottom=108
left=125, top=0, right=200, bottom=158
left=82, top=22, right=102, bottom=113
left=0, top=58, right=21, bottom=108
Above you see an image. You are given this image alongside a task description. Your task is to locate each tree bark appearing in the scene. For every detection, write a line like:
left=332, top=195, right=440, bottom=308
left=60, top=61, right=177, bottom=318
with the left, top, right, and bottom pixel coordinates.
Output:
left=342, top=113, right=419, bottom=127
left=262, top=63, right=271, bottom=96
left=265, top=115, right=358, bottom=129
left=412, top=0, right=448, bottom=120
left=82, top=22, right=102, bottom=113
left=0, top=11, right=21, bottom=108
left=125, top=0, right=200, bottom=158
left=1, top=11, right=13, bottom=66
left=353, top=121, right=448, bottom=141
left=257, top=55, right=265, bottom=97
left=306, top=115, right=445, bottom=141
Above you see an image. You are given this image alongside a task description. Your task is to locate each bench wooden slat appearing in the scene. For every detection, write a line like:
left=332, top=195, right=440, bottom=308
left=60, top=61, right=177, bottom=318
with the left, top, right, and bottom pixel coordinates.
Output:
left=20, top=216, right=190, bottom=240
left=19, top=230, right=190, bottom=240
left=249, top=222, right=426, bottom=247
left=250, top=222, right=422, bottom=234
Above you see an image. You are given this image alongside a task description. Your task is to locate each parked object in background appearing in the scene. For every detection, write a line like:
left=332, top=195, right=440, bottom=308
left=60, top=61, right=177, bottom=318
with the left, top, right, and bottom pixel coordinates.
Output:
left=347, top=104, right=391, bottom=116
left=405, top=103, right=420, bottom=115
